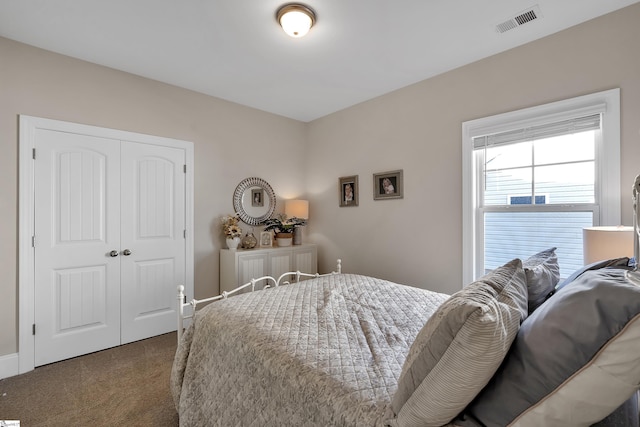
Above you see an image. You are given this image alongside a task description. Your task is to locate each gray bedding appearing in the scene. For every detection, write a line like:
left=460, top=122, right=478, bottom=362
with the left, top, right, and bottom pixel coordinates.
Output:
left=171, top=273, right=449, bottom=427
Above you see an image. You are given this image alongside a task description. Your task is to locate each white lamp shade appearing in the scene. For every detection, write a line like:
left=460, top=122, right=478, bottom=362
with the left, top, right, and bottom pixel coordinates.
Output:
left=285, top=199, right=309, bottom=219
left=583, top=226, right=633, bottom=264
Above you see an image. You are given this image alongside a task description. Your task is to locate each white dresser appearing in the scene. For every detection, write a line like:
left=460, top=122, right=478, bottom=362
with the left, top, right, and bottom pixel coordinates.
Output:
left=219, top=243, right=317, bottom=294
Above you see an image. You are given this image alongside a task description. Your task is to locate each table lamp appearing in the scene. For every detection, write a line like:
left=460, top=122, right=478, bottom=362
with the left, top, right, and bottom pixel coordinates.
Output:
left=582, top=226, right=633, bottom=264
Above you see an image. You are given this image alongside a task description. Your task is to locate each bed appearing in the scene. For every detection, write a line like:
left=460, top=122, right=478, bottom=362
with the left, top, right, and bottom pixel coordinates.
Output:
left=171, top=179, right=640, bottom=427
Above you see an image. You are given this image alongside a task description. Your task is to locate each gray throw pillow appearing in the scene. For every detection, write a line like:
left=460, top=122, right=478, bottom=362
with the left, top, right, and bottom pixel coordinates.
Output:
left=522, top=247, right=559, bottom=313
left=555, top=257, right=630, bottom=292
left=386, top=259, right=528, bottom=427
left=463, top=268, right=640, bottom=426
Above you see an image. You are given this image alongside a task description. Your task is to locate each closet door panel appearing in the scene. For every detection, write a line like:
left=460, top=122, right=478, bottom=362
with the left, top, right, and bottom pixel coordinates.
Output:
left=34, top=130, right=121, bottom=366
left=120, top=142, right=186, bottom=343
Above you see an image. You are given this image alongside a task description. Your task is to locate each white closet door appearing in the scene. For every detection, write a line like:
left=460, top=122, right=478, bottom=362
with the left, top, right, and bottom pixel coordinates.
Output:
left=34, top=130, right=121, bottom=366
left=119, top=142, right=186, bottom=343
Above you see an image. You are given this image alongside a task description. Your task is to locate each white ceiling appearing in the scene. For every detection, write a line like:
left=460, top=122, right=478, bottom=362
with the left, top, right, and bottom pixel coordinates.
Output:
left=1, top=0, right=638, bottom=122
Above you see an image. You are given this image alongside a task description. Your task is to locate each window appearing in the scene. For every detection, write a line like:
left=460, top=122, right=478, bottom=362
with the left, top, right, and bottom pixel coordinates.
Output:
left=462, top=89, right=620, bottom=284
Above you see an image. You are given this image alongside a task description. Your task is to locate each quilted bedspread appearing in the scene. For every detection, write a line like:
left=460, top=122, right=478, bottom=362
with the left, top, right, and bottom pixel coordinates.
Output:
left=171, top=273, right=449, bottom=427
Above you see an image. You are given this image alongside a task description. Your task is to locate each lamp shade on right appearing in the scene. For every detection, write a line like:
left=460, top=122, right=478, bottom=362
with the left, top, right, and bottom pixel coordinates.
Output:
left=582, top=226, right=633, bottom=264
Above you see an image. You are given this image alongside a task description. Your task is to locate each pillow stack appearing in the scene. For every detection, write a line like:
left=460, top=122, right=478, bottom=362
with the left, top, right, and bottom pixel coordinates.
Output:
left=460, top=267, right=640, bottom=426
left=386, top=249, right=640, bottom=426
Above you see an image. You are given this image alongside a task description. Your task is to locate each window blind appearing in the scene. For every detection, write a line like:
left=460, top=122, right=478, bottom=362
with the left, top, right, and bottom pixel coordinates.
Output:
left=473, top=113, right=601, bottom=149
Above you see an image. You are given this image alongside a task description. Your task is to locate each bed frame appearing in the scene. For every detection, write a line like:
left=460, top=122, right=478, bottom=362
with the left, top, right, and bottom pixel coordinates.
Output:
left=177, top=259, right=342, bottom=341
left=627, top=174, right=640, bottom=286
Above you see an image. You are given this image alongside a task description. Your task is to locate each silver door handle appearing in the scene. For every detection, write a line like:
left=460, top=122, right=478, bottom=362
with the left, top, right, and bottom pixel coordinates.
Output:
left=109, top=250, right=119, bottom=257
left=122, top=249, right=132, bottom=256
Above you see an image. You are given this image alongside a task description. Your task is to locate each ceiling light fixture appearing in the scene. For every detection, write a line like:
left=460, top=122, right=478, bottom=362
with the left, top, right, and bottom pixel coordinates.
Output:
left=277, top=4, right=316, bottom=38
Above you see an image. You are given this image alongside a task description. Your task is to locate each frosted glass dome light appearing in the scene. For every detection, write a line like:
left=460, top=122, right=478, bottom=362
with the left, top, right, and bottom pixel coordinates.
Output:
left=277, top=4, right=316, bottom=38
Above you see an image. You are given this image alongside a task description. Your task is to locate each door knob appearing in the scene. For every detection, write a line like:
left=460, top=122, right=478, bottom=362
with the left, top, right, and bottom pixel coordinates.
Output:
left=122, top=249, right=132, bottom=256
left=109, top=250, right=119, bottom=257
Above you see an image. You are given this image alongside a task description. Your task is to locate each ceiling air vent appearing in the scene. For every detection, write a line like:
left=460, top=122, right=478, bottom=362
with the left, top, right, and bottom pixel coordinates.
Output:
left=496, top=5, right=542, bottom=33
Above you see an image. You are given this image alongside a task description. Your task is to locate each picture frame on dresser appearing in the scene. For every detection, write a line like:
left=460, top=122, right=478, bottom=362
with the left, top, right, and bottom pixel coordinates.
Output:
left=260, top=231, right=272, bottom=247
left=339, top=175, right=358, bottom=207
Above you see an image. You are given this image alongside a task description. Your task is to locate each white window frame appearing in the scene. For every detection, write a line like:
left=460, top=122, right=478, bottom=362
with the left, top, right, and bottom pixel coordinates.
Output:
left=461, top=89, right=620, bottom=285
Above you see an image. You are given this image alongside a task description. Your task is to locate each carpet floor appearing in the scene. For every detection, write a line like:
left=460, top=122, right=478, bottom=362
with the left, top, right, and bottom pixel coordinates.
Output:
left=0, top=332, right=179, bottom=426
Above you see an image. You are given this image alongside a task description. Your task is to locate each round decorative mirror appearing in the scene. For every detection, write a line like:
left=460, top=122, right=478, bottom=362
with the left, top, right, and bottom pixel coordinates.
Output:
left=233, top=177, right=276, bottom=226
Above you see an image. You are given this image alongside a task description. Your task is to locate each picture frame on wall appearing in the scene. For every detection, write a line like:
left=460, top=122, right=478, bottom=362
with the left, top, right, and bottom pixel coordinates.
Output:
left=260, top=231, right=273, bottom=247
left=339, top=175, right=359, bottom=207
left=373, top=169, right=403, bottom=200
left=251, top=188, right=264, bottom=207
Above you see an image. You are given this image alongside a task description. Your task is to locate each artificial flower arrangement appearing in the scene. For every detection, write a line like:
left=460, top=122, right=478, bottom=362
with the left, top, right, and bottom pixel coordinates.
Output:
left=221, top=214, right=242, bottom=239
left=263, top=213, right=307, bottom=236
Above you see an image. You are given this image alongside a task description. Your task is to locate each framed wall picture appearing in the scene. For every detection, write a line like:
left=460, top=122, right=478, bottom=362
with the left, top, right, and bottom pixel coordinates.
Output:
left=251, top=188, right=264, bottom=207
left=373, top=169, right=403, bottom=200
left=260, top=231, right=273, bottom=247
left=339, top=175, right=359, bottom=207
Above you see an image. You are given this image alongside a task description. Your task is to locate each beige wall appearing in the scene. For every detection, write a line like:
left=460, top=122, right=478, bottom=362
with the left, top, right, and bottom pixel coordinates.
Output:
left=306, top=4, right=640, bottom=293
left=0, top=37, right=307, bottom=356
left=2, top=3, right=640, bottom=359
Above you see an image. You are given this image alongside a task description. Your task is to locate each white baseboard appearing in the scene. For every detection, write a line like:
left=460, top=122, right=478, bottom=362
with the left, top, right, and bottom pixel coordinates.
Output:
left=0, top=352, right=20, bottom=379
